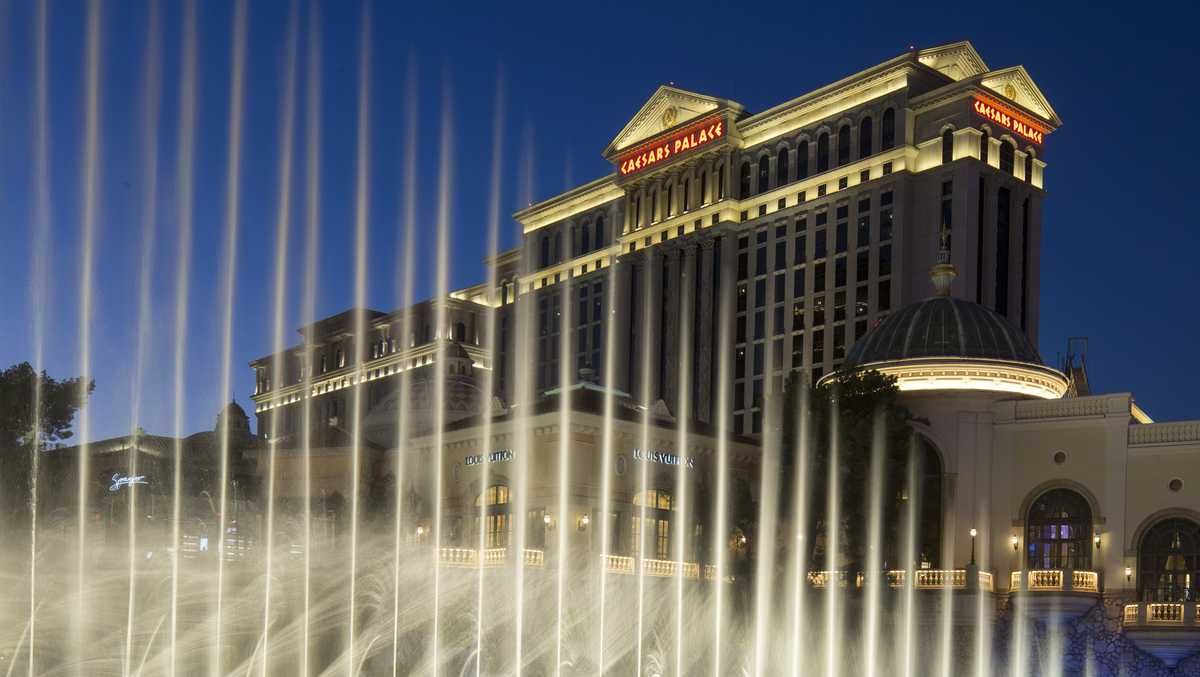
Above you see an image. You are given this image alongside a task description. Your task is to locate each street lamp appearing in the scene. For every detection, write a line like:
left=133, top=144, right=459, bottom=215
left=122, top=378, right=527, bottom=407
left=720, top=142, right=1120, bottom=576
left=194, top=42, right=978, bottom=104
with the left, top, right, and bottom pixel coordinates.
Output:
left=969, top=528, right=978, bottom=565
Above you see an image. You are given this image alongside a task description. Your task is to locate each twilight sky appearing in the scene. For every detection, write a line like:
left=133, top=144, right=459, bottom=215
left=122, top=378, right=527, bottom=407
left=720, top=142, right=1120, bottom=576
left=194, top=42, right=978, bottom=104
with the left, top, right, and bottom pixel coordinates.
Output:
left=0, top=0, right=1197, bottom=441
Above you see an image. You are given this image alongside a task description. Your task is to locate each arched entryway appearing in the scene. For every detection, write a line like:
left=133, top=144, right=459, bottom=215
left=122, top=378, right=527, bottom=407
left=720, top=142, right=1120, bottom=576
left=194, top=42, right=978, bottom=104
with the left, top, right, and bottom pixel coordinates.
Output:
left=475, top=484, right=511, bottom=548
left=632, top=489, right=674, bottom=560
left=1137, top=517, right=1200, bottom=602
left=1025, top=488, right=1093, bottom=570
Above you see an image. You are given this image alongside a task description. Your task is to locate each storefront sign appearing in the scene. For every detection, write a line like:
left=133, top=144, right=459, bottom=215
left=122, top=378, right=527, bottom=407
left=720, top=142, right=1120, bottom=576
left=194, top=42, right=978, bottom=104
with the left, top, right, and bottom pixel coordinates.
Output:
left=618, top=115, right=725, bottom=177
left=109, top=473, right=148, bottom=492
left=633, top=448, right=695, bottom=469
left=972, top=96, right=1046, bottom=144
left=465, top=449, right=513, bottom=466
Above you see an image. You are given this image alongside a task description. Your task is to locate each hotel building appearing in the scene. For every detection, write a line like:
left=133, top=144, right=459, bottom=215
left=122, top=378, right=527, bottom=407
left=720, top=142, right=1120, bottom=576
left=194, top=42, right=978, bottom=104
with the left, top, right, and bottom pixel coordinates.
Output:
left=245, top=42, right=1200, bottom=669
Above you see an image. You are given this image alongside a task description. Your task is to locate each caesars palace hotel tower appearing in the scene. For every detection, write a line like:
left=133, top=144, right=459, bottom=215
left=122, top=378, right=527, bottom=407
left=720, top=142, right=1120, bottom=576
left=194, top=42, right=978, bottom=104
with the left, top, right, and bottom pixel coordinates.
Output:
left=490, top=41, right=1058, bottom=437
left=252, top=41, right=1059, bottom=444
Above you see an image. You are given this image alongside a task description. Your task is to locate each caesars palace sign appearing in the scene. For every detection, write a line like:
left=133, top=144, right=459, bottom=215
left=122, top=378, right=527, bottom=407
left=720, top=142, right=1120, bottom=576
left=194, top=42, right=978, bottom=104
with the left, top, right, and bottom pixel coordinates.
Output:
left=618, top=115, right=725, bottom=177
left=972, top=96, right=1046, bottom=145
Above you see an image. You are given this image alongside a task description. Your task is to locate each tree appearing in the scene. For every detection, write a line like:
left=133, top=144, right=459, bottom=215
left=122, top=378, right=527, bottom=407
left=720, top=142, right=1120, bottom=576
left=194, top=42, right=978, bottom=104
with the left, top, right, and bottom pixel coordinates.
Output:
left=776, top=368, right=919, bottom=573
left=0, top=362, right=94, bottom=526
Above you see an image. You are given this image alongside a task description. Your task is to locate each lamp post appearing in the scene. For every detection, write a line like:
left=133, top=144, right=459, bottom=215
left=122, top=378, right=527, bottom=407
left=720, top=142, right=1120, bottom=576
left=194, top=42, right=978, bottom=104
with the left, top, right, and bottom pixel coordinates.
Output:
left=970, top=528, right=977, bottom=566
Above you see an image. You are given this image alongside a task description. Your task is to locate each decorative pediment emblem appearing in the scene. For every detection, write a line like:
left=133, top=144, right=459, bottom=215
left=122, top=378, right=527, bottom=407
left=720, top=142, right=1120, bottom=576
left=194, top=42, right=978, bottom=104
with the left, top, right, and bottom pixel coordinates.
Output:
left=980, top=66, right=1058, bottom=124
left=660, top=105, right=678, bottom=130
left=604, top=85, right=742, bottom=160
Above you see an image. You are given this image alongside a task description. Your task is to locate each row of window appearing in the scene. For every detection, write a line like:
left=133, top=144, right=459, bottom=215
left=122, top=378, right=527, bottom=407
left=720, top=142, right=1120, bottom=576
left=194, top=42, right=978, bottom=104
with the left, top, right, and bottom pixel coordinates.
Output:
left=538, top=214, right=609, bottom=269
left=942, top=126, right=1036, bottom=181
left=738, top=109, right=896, bottom=199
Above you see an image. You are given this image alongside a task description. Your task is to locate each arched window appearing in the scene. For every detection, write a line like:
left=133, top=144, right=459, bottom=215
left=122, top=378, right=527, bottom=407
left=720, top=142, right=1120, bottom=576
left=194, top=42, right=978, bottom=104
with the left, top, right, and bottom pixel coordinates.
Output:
left=1024, top=152, right=1034, bottom=182
left=757, top=154, right=770, bottom=194
left=797, top=140, right=809, bottom=179
left=777, top=147, right=790, bottom=186
left=552, top=232, right=561, bottom=263
left=665, top=184, right=674, bottom=218
left=594, top=215, right=605, bottom=248
left=699, top=171, right=708, bottom=205
left=633, top=195, right=641, bottom=229
left=859, top=116, right=873, bottom=158
left=881, top=109, right=896, bottom=150
left=816, top=133, right=830, bottom=172
left=476, top=484, right=511, bottom=548
left=632, top=489, right=674, bottom=559
left=580, top=223, right=590, bottom=253
left=915, top=438, right=944, bottom=567
left=540, top=235, right=550, bottom=268
left=837, top=124, right=851, bottom=166
left=681, top=178, right=690, bottom=212
left=1025, top=488, right=1093, bottom=571
left=942, top=128, right=954, bottom=164
left=1138, top=518, right=1200, bottom=602
left=717, top=167, right=725, bottom=199
left=650, top=190, right=658, bottom=222
left=739, top=161, right=752, bottom=197
left=979, top=129, right=990, bottom=164
left=999, top=140, right=1015, bottom=174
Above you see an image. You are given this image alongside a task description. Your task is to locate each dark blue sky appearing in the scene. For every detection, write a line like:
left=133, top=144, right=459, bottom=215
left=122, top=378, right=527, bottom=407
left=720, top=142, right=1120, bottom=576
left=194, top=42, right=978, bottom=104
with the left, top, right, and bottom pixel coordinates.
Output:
left=1, top=0, right=1197, bottom=440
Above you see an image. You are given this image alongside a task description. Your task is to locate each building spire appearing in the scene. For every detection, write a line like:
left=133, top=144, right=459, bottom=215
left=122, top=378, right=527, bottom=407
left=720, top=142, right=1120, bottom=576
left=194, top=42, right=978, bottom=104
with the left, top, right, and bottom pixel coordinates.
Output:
left=930, top=219, right=956, bottom=297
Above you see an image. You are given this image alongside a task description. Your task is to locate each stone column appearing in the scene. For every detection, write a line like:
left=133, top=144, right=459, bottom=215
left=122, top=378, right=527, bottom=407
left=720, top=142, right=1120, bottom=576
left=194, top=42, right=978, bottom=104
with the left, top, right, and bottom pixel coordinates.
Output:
left=645, top=248, right=664, bottom=404
left=681, top=243, right=698, bottom=419
left=662, top=245, right=682, bottom=412
left=612, top=256, right=633, bottom=396
left=696, top=238, right=716, bottom=423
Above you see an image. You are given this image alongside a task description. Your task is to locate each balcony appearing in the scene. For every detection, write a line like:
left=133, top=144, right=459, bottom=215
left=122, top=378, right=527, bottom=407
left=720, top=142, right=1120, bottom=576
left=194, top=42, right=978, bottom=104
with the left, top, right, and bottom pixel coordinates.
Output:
left=1009, top=569, right=1100, bottom=621
left=1121, top=603, right=1200, bottom=667
left=602, top=555, right=717, bottom=580
left=437, top=546, right=545, bottom=569
left=804, top=568, right=995, bottom=592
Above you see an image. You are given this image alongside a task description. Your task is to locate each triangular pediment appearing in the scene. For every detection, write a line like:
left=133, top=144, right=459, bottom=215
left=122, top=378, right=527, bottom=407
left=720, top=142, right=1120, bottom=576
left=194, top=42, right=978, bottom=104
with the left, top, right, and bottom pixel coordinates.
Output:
left=604, top=85, right=743, bottom=159
left=980, top=66, right=1060, bottom=125
left=917, top=41, right=989, bottom=81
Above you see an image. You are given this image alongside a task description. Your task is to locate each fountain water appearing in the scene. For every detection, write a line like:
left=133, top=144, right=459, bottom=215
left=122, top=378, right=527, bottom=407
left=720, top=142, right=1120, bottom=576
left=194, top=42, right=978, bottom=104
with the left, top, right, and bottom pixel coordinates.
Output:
left=824, top=396, right=840, bottom=677
left=789, top=383, right=811, bottom=677
left=74, top=2, right=102, bottom=670
left=169, top=4, right=198, bottom=674
left=260, top=5, right=299, bottom=673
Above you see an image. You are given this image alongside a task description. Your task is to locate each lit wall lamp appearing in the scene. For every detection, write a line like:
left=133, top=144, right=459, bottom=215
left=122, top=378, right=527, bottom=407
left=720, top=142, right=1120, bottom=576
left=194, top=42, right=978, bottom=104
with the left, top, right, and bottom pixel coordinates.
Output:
left=543, top=513, right=555, bottom=530
left=577, top=514, right=590, bottom=532
left=1125, top=566, right=1133, bottom=583
left=416, top=525, right=425, bottom=537
left=1010, top=534, right=1019, bottom=552
left=1094, top=533, right=1101, bottom=550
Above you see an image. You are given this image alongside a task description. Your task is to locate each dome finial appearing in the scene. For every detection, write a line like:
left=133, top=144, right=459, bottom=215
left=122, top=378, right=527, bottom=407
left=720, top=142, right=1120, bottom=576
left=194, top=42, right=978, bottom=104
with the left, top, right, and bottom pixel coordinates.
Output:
left=930, top=220, right=956, bottom=297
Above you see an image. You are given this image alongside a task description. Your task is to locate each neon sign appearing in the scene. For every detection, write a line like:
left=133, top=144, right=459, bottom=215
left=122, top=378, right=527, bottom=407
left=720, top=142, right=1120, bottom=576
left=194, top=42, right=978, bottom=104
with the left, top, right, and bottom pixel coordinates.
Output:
left=465, top=449, right=513, bottom=466
left=618, top=115, right=725, bottom=177
left=109, top=473, right=148, bottom=492
left=633, top=448, right=696, bottom=469
left=972, top=96, right=1046, bottom=144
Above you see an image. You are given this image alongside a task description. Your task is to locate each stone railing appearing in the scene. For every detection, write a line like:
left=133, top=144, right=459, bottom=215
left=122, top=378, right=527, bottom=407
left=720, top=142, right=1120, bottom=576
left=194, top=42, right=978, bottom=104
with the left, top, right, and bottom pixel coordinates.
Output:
left=808, top=570, right=854, bottom=588
left=603, top=555, right=635, bottom=574
left=483, top=548, right=507, bottom=567
left=439, top=547, right=477, bottom=567
left=603, top=555, right=710, bottom=580
left=1129, top=421, right=1200, bottom=446
left=1011, top=569, right=1101, bottom=593
left=1149, top=603, right=1185, bottom=625
left=523, top=549, right=544, bottom=567
left=1073, top=570, right=1099, bottom=593
left=885, top=569, right=993, bottom=592
left=1014, top=397, right=1110, bottom=421
left=1122, top=602, right=1200, bottom=627
left=1124, top=604, right=1139, bottom=625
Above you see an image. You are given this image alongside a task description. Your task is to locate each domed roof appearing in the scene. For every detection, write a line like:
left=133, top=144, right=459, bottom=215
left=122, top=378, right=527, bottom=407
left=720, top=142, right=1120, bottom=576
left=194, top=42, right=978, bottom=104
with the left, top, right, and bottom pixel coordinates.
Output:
left=846, top=296, right=1042, bottom=368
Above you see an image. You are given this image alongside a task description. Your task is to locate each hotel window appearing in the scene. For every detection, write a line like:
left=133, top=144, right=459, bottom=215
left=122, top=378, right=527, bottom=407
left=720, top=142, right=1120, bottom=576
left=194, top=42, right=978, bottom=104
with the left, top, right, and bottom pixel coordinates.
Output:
left=682, top=179, right=690, bottom=212
left=595, top=215, right=605, bottom=248
left=837, top=124, right=851, bottom=166
left=881, top=108, right=895, bottom=150
left=878, top=279, right=891, bottom=311
left=814, top=262, right=826, bottom=294
left=817, top=132, right=830, bottom=172
left=540, top=235, right=550, bottom=268
left=834, top=290, right=847, bottom=323
left=718, top=166, right=726, bottom=199
left=999, top=140, right=1015, bottom=174
left=835, top=259, right=847, bottom=289
left=814, top=227, right=827, bottom=260
left=633, top=195, right=642, bottom=228
left=777, top=147, right=790, bottom=185
left=812, top=328, right=825, bottom=364
left=1021, top=198, right=1030, bottom=332
left=775, top=240, right=786, bottom=272
left=580, top=223, right=591, bottom=254
left=878, top=245, right=892, bottom=277
left=792, top=301, right=805, bottom=332
left=1137, top=518, right=1200, bottom=603
left=880, top=191, right=894, bottom=241
left=859, top=116, right=873, bottom=158
left=855, top=284, right=868, bottom=316
left=941, top=180, right=953, bottom=237
left=476, top=485, right=511, bottom=549
left=835, top=205, right=849, bottom=253
left=856, top=250, right=868, bottom=282
left=1025, top=488, right=1092, bottom=571
left=665, top=184, right=674, bottom=218
left=753, top=343, right=764, bottom=375
left=833, top=324, right=845, bottom=360
left=739, top=162, right=752, bottom=197
left=794, top=231, right=807, bottom=265
left=700, top=171, right=709, bottom=205
left=755, top=279, right=766, bottom=309
left=1024, top=152, right=1034, bottom=182
left=995, top=187, right=1011, bottom=316
left=942, top=128, right=954, bottom=164
left=857, top=198, right=871, bottom=247
left=793, top=267, right=805, bottom=297
left=797, top=140, right=809, bottom=179
left=757, top=154, right=770, bottom=194
left=650, top=190, right=659, bottom=222
left=980, top=129, right=989, bottom=164
left=632, top=490, right=674, bottom=560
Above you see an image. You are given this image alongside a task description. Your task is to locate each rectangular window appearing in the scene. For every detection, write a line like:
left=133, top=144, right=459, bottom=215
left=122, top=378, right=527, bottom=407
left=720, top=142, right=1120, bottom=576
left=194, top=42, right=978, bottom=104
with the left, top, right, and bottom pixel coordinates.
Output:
left=855, top=284, right=869, bottom=316
left=812, top=295, right=826, bottom=327
left=775, top=241, right=787, bottom=271
left=836, top=223, right=848, bottom=254
left=833, top=325, right=845, bottom=359
left=860, top=169, right=870, bottom=183
left=996, top=187, right=1011, bottom=316
left=793, top=268, right=805, bottom=297
left=737, top=252, right=748, bottom=281
left=880, top=209, right=894, bottom=241
left=941, top=180, right=953, bottom=233
left=753, top=343, right=764, bottom=376
left=856, top=250, right=869, bottom=282
left=735, top=347, right=746, bottom=375
left=834, top=290, right=847, bottom=322
left=835, top=258, right=847, bottom=288
left=755, top=279, right=766, bottom=308
left=737, top=283, right=748, bottom=312
left=813, top=329, right=825, bottom=364
left=754, top=310, right=765, bottom=341
left=756, top=246, right=767, bottom=274
left=792, top=301, right=805, bottom=331
left=814, top=262, right=826, bottom=294
left=879, top=245, right=892, bottom=277
left=774, top=273, right=785, bottom=301
left=816, top=211, right=828, bottom=227
left=794, top=232, right=807, bottom=265
left=814, top=230, right=827, bottom=260
left=878, top=279, right=891, bottom=311
left=774, top=305, right=785, bottom=336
